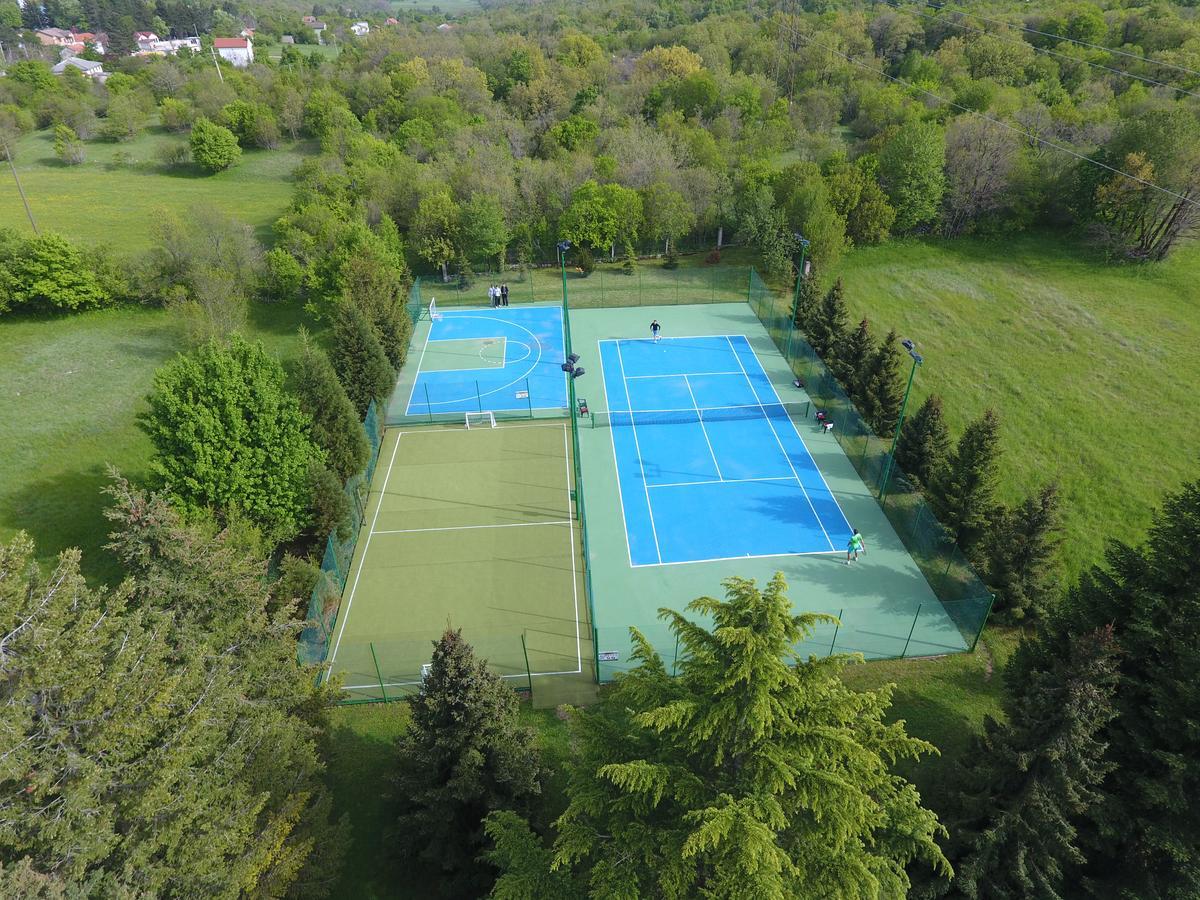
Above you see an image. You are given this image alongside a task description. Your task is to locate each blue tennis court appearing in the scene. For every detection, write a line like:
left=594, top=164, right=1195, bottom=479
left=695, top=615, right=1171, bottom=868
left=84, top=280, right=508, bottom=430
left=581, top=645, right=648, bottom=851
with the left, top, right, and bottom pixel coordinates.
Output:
left=406, top=306, right=568, bottom=417
left=597, top=334, right=851, bottom=566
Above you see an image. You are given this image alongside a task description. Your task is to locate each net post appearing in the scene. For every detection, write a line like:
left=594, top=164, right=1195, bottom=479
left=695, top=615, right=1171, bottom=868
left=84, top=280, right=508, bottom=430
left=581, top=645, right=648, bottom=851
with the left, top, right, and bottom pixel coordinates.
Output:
left=829, top=609, right=843, bottom=655
left=520, top=632, right=533, bottom=698
left=369, top=641, right=388, bottom=702
left=901, top=605, right=922, bottom=658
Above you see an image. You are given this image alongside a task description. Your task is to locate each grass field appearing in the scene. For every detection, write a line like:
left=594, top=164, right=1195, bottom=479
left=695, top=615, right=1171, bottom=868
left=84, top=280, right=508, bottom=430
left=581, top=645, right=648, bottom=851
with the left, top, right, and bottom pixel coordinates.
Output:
left=266, top=43, right=341, bottom=61
left=0, top=302, right=314, bottom=583
left=0, top=128, right=313, bottom=250
left=390, top=0, right=482, bottom=13
left=836, top=233, right=1200, bottom=579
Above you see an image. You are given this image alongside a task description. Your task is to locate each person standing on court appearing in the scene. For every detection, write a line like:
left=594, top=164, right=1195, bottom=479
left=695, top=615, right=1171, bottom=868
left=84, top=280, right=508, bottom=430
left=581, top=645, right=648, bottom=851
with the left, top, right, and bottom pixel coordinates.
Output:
left=846, top=528, right=866, bottom=564
left=501, top=283, right=509, bottom=306
left=650, top=319, right=661, bottom=342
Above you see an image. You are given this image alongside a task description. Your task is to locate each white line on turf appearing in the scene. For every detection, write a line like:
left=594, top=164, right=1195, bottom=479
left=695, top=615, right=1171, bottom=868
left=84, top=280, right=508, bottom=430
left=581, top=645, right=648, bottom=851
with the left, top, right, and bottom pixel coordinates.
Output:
left=615, top=339, right=664, bottom=565
left=726, top=335, right=834, bottom=552
left=562, top=423, right=582, bottom=674
left=372, top=520, right=571, bottom=536
left=683, top=374, right=723, bottom=481
left=328, top=431, right=404, bottom=669
left=649, top=475, right=796, bottom=489
left=624, top=371, right=743, bottom=379
left=629, top=547, right=842, bottom=568
left=345, top=669, right=583, bottom=690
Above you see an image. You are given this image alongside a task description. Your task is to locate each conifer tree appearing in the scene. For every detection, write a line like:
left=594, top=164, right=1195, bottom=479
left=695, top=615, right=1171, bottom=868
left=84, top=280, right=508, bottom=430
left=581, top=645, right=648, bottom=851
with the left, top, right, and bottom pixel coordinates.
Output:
left=392, top=629, right=546, bottom=898
left=838, top=316, right=875, bottom=399
left=791, top=272, right=821, bottom=332
left=293, top=329, right=369, bottom=482
left=863, top=328, right=907, bottom=437
left=1011, top=478, right=1200, bottom=897
left=490, top=574, right=950, bottom=897
left=330, top=301, right=396, bottom=417
left=894, top=394, right=951, bottom=488
left=949, top=627, right=1121, bottom=899
left=930, top=408, right=1002, bottom=554
left=0, top=486, right=347, bottom=896
left=806, top=277, right=849, bottom=365
left=983, top=483, right=1063, bottom=622
left=338, top=238, right=413, bottom=371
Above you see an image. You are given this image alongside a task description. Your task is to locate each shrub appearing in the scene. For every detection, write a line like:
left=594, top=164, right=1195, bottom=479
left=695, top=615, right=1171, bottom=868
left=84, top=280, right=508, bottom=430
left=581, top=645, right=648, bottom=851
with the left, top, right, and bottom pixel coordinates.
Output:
left=189, top=117, right=242, bottom=173
left=53, top=124, right=85, bottom=165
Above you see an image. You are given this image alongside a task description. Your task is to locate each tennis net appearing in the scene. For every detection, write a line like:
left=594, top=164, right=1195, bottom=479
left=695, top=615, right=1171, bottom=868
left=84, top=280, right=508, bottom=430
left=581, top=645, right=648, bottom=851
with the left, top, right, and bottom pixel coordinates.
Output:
left=588, top=400, right=811, bottom=428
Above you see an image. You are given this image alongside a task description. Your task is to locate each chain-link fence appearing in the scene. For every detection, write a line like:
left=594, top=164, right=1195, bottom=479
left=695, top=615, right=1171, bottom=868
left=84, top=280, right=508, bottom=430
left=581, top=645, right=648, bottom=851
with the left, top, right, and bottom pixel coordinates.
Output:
left=298, top=399, right=385, bottom=666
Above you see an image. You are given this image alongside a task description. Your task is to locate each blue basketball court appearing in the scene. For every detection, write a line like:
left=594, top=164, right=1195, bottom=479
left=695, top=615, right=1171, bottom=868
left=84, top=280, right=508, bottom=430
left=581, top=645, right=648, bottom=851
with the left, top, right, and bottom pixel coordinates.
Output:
left=597, top=334, right=851, bottom=567
left=405, top=306, right=568, bottom=417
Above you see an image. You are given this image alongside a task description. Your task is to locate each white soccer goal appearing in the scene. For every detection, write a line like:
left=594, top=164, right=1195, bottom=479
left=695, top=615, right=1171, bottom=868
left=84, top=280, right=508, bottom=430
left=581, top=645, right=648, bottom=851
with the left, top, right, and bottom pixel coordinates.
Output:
left=465, top=411, right=497, bottom=429
left=428, top=296, right=441, bottom=320
left=420, top=663, right=432, bottom=681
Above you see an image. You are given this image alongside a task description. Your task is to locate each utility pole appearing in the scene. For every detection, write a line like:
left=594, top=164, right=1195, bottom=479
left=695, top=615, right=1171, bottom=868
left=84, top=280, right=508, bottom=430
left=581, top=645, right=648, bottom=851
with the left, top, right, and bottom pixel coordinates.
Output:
left=1, top=138, right=39, bottom=235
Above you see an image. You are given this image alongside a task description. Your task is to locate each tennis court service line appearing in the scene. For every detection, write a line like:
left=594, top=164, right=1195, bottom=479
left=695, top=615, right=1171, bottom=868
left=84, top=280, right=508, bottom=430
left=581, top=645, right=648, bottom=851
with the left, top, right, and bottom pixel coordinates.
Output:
left=328, top=431, right=404, bottom=670
left=726, top=335, right=835, bottom=552
left=649, top=475, right=796, bottom=489
left=372, top=520, right=572, bottom=536
left=625, top=371, right=744, bottom=379
left=682, top=374, right=724, bottom=481
left=614, top=339, right=664, bottom=565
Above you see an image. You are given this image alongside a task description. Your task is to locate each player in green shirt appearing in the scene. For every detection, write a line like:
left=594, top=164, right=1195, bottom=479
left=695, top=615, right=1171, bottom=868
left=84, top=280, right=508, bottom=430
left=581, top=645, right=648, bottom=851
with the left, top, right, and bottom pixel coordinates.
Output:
left=846, top=528, right=866, bottom=564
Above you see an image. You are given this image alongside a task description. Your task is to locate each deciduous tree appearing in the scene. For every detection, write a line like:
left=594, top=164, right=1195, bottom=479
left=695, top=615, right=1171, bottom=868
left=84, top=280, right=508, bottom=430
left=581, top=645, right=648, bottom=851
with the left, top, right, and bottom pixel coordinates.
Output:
left=189, top=116, right=242, bottom=173
left=141, top=335, right=319, bottom=541
left=880, top=121, right=946, bottom=232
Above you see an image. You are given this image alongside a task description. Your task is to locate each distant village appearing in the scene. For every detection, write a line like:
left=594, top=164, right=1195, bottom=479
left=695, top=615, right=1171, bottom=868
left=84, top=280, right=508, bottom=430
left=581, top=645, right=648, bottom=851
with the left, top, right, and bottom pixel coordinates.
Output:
left=9, top=12, right=437, bottom=81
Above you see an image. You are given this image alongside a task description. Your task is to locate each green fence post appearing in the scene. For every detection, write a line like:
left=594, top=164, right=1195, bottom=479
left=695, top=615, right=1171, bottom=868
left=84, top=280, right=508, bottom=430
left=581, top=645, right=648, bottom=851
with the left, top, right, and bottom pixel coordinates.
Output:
left=525, top=377, right=533, bottom=418
left=672, top=633, right=680, bottom=677
left=424, top=383, right=433, bottom=423
left=901, top=605, right=923, bottom=658
left=475, top=381, right=483, bottom=413
left=593, top=625, right=600, bottom=683
left=520, top=632, right=534, bottom=698
left=369, top=641, right=388, bottom=702
left=969, top=596, right=995, bottom=653
left=829, top=609, right=843, bottom=655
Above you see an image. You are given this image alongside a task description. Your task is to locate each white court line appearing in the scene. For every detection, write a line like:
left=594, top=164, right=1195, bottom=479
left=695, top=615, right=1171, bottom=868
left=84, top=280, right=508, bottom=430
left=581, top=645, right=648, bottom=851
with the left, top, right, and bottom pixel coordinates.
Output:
left=561, top=423, right=582, bottom=674
left=394, top=422, right=566, bottom=436
left=346, top=669, right=582, bottom=690
left=630, top=547, right=841, bottom=568
left=403, top=318, right=436, bottom=415
left=649, top=475, right=797, bottom=489
left=625, top=371, right=744, bottom=379
left=597, top=343, right=637, bottom=568
left=731, top=334, right=853, bottom=537
left=372, top=520, right=571, bottom=536
left=683, top=374, right=723, bottom=481
left=615, top=339, right=664, bottom=565
left=727, top=335, right=835, bottom=552
left=328, top=432, right=404, bottom=669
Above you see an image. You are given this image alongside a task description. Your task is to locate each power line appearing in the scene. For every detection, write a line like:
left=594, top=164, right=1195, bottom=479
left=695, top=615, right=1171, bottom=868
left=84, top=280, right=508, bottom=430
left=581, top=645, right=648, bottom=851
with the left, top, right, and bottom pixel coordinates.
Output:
left=922, top=0, right=1200, bottom=82
left=762, top=13, right=1200, bottom=212
left=878, top=0, right=1200, bottom=101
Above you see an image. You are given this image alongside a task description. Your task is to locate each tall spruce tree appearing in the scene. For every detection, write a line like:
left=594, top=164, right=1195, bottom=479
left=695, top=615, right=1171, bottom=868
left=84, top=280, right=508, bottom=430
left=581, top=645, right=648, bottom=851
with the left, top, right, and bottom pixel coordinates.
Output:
left=949, top=627, right=1121, bottom=900
left=894, top=394, right=951, bottom=488
left=293, top=329, right=369, bottom=482
left=839, top=316, right=875, bottom=399
left=330, top=301, right=397, bottom=417
left=490, top=574, right=950, bottom=897
left=338, top=238, right=412, bottom=371
left=806, top=277, right=849, bottom=365
left=983, top=483, right=1063, bottom=622
left=930, top=408, right=1002, bottom=554
left=863, top=328, right=907, bottom=437
left=392, top=629, right=546, bottom=898
left=1012, top=478, right=1200, bottom=897
left=791, top=272, right=822, bottom=333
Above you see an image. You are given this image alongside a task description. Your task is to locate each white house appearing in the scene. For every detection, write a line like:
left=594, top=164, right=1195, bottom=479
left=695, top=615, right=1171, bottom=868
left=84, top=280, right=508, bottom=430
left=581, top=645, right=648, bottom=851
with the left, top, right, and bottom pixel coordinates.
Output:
left=351, top=21, right=369, bottom=37
left=134, top=37, right=201, bottom=57
left=214, top=37, right=253, bottom=67
left=51, top=56, right=105, bottom=80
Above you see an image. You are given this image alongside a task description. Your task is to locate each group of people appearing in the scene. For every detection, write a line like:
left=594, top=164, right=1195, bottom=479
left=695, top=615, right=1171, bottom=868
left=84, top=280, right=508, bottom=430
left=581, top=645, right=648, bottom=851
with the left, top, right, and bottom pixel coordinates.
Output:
left=489, top=284, right=510, bottom=307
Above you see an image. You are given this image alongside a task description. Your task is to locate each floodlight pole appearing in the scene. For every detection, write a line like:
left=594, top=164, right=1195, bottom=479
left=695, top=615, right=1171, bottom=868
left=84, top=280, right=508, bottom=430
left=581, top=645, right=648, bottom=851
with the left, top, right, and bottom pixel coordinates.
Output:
left=787, top=234, right=810, bottom=362
left=878, top=342, right=923, bottom=504
left=2, top=138, right=39, bottom=235
left=558, top=240, right=583, bottom=520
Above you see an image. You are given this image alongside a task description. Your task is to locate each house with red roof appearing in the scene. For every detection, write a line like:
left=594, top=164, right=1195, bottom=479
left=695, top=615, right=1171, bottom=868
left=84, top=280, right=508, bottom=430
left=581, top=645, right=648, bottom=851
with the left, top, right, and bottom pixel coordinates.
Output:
left=214, top=36, right=253, bottom=67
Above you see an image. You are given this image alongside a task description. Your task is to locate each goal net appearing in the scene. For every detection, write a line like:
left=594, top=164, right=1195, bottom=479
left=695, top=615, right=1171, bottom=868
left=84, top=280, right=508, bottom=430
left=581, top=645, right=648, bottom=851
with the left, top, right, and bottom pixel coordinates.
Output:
left=465, top=411, right=497, bottom=429
left=429, top=296, right=441, bottom=320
